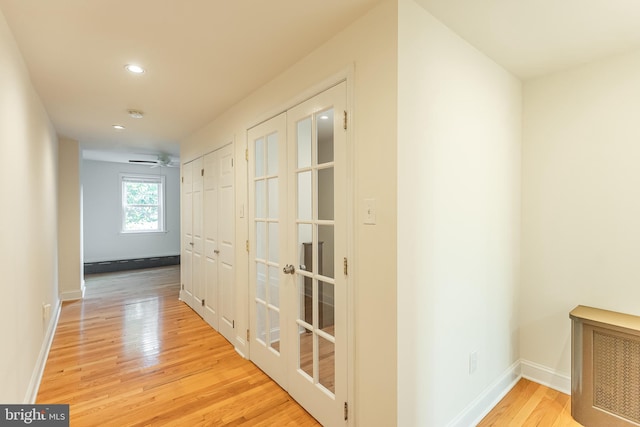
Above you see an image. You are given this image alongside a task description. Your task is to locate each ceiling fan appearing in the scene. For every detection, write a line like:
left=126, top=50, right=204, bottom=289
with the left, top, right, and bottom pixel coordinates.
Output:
left=128, top=153, right=178, bottom=168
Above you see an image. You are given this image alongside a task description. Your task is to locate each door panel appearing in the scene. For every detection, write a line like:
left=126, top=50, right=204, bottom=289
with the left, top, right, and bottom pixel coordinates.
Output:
left=203, top=152, right=219, bottom=329
left=286, top=82, right=347, bottom=426
left=248, top=112, right=288, bottom=388
left=191, top=157, right=204, bottom=316
left=217, top=144, right=235, bottom=342
left=182, top=161, right=194, bottom=304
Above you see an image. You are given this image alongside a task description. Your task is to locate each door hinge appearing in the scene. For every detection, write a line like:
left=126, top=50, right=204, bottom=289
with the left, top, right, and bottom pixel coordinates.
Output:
left=231, top=158, right=234, bottom=167
left=181, top=283, right=184, bottom=290
left=245, top=148, right=249, bottom=161
left=181, top=177, right=184, bottom=183
left=201, top=168, right=204, bottom=176
left=343, top=110, right=347, bottom=130
left=246, top=329, right=250, bottom=341
left=344, top=402, right=348, bottom=421
left=343, top=257, right=348, bottom=276
left=232, top=320, right=235, bottom=328
left=201, top=299, right=205, bottom=306
left=246, top=240, right=250, bottom=252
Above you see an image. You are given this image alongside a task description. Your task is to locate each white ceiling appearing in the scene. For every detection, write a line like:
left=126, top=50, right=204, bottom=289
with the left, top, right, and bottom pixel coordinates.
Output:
left=2, top=0, right=640, bottom=161
left=0, top=0, right=382, bottom=160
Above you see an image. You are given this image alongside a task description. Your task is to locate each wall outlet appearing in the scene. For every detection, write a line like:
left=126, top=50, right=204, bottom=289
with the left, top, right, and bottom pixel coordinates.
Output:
left=469, top=351, right=478, bottom=374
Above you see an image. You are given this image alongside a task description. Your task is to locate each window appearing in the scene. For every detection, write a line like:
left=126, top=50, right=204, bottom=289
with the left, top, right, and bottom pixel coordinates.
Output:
left=120, top=174, right=165, bottom=233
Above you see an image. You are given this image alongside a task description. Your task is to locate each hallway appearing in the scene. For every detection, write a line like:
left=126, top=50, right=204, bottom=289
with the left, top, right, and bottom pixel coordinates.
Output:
left=37, top=266, right=319, bottom=426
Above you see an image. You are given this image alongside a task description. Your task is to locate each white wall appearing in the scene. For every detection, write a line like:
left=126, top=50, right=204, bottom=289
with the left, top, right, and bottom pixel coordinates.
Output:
left=181, top=2, right=398, bottom=425
left=0, top=10, right=59, bottom=403
left=397, top=1, right=522, bottom=425
left=82, top=159, right=180, bottom=263
left=521, top=49, right=640, bottom=377
left=58, top=138, right=84, bottom=299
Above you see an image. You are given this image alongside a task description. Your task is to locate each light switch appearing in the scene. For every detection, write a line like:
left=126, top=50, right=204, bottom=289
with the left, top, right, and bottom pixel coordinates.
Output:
left=364, top=198, right=376, bottom=225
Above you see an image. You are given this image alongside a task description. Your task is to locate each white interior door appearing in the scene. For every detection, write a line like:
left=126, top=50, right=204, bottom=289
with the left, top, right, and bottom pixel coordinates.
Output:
left=285, top=82, right=347, bottom=427
left=248, top=113, right=288, bottom=388
left=248, top=82, right=348, bottom=426
left=181, top=161, right=194, bottom=304
left=191, top=157, right=204, bottom=316
left=216, top=144, right=235, bottom=342
left=203, top=151, right=220, bottom=329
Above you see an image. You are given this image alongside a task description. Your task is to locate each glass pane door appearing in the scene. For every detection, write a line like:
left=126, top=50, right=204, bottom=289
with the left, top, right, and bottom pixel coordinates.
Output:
left=248, top=113, right=287, bottom=388
left=294, top=107, right=337, bottom=394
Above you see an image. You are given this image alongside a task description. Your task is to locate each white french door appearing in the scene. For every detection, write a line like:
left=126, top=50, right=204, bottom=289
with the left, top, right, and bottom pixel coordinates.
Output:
left=248, top=82, right=348, bottom=426
left=248, top=113, right=288, bottom=387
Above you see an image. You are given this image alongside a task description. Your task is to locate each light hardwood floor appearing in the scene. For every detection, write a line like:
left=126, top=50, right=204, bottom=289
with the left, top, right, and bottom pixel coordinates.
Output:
left=39, top=267, right=583, bottom=426
left=37, top=266, right=319, bottom=426
left=478, top=378, right=583, bottom=426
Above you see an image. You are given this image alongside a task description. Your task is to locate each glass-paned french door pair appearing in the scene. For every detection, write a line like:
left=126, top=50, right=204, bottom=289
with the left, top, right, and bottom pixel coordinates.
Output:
left=248, top=82, right=348, bottom=426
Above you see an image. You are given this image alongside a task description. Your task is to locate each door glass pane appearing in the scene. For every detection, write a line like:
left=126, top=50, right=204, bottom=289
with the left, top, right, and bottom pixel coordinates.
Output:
left=297, top=224, right=313, bottom=271
left=256, top=263, right=266, bottom=301
left=256, top=222, right=266, bottom=260
left=318, top=281, right=334, bottom=333
left=267, top=178, right=278, bottom=219
left=297, top=117, right=312, bottom=168
left=267, top=132, right=278, bottom=175
left=316, top=108, right=334, bottom=165
left=298, top=275, right=313, bottom=327
left=256, top=302, right=266, bottom=344
left=318, top=335, right=335, bottom=394
left=255, top=180, right=266, bottom=218
left=268, top=222, right=279, bottom=263
left=297, top=171, right=312, bottom=220
left=318, top=167, right=333, bottom=221
left=299, top=326, right=314, bottom=379
left=269, top=266, right=280, bottom=308
left=255, top=137, right=265, bottom=177
left=317, top=225, right=334, bottom=279
left=269, top=308, right=280, bottom=352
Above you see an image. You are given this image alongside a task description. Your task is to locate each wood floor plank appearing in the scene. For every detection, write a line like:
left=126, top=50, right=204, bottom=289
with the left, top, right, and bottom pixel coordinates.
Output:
left=37, top=266, right=320, bottom=426
left=478, top=378, right=583, bottom=427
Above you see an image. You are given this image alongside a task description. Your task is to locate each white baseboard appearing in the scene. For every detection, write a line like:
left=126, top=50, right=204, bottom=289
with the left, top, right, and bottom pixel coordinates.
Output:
left=520, top=359, right=571, bottom=395
left=448, top=359, right=571, bottom=427
left=24, top=300, right=61, bottom=403
left=60, top=281, right=85, bottom=301
left=448, top=360, right=521, bottom=427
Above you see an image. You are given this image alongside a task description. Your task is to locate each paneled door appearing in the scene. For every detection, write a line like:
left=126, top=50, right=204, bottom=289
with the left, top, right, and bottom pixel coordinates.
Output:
left=203, top=144, right=235, bottom=342
left=182, top=158, right=203, bottom=311
left=248, top=82, right=348, bottom=426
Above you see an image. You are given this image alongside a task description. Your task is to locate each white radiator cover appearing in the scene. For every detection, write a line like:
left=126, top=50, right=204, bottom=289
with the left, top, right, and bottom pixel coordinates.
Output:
left=571, top=305, right=640, bottom=427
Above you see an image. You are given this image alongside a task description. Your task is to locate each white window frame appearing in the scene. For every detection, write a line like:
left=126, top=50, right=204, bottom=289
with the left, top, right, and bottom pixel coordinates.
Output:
left=120, top=173, right=166, bottom=233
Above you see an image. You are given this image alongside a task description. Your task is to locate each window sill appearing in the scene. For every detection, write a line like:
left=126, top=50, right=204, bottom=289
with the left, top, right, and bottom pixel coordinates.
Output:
left=120, top=230, right=168, bottom=235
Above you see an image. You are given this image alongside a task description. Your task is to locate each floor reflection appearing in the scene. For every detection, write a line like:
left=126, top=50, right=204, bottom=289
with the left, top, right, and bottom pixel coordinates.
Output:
left=123, top=296, right=161, bottom=367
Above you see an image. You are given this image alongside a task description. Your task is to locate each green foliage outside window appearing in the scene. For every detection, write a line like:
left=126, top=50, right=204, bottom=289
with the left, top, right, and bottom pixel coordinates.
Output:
left=122, top=178, right=164, bottom=232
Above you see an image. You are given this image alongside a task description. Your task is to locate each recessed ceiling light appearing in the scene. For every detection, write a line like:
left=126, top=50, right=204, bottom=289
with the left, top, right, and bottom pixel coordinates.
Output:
left=113, top=124, right=125, bottom=130
left=319, top=115, right=329, bottom=120
left=128, top=110, right=144, bottom=119
left=125, top=64, right=145, bottom=74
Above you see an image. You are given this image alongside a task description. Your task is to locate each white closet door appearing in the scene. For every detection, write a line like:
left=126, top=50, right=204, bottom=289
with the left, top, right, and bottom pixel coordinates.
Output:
left=216, top=144, right=235, bottom=343
left=203, top=151, right=219, bottom=330
left=181, top=161, right=194, bottom=305
left=191, top=157, right=204, bottom=316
